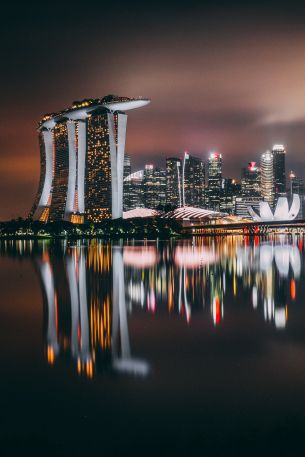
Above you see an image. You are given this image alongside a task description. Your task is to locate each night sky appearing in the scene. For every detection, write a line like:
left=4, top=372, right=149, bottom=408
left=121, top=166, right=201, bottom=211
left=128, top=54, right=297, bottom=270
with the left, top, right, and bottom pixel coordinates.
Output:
left=2, top=1, right=305, bottom=219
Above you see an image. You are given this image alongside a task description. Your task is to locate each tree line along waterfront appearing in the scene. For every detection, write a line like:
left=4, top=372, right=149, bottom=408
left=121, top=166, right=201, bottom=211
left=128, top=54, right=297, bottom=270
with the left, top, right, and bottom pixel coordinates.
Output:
left=0, top=217, right=182, bottom=240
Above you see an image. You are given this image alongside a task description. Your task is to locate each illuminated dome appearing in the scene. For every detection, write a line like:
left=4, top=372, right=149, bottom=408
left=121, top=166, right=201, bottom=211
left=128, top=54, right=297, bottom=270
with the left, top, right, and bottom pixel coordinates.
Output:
left=248, top=195, right=300, bottom=222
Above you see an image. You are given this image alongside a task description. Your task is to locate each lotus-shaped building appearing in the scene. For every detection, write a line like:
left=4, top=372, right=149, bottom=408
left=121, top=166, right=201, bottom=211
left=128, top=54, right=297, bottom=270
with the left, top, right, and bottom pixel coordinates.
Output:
left=248, top=194, right=300, bottom=222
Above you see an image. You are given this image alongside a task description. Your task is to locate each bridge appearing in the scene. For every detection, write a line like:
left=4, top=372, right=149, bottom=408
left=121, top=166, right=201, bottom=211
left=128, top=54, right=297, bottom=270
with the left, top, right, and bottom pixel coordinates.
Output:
left=180, top=219, right=305, bottom=236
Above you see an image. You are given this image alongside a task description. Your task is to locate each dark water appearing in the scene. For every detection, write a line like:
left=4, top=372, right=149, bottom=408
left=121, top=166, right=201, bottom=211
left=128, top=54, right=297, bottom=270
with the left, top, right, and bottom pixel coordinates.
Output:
left=1, top=236, right=305, bottom=456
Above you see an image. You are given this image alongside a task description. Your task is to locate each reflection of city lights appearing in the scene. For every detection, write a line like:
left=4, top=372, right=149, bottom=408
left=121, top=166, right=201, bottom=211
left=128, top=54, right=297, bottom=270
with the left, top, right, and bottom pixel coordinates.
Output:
left=123, top=246, right=157, bottom=268
left=290, top=279, right=296, bottom=300
left=274, top=308, right=286, bottom=330
left=174, top=246, right=217, bottom=268
left=252, top=286, right=258, bottom=309
left=212, top=296, right=222, bottom=325
left=47, top=345, right=55, bottom=365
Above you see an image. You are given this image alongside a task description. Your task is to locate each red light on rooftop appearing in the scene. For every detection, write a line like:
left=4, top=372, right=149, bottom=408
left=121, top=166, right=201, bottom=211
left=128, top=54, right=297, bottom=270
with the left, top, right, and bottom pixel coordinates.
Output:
left=248, top=161, right=256, bottom=171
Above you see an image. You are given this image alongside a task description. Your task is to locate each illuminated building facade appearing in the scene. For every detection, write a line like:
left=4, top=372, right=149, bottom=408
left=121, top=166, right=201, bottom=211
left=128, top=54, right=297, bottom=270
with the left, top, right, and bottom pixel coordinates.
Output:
left=166, top=158, right=182, bottom=208
left=143, top=164, right=167, bottom=209
left=241, top=162, right=261, bottom=197
left=30, top=95, right=150, bottom=223
left=182, top=152, right=205, bottom=207
left=207, top=153, right=222, bottom=211
left=123, top=170, right=145, bottom=210
left=260, top=150, right=275, bottom=208
left=272, top=144, right=286, bottom=196
left=236, top=161, right=262, bottom=218
left=220, top=178, right=241, bottom=214
left=289, top=171, right=304, bottom=219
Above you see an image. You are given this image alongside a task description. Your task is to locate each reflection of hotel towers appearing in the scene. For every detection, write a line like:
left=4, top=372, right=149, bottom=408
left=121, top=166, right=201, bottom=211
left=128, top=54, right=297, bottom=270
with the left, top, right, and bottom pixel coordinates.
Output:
left=30, top=95, right=150, bottom=223
left=39, top=244, right=148, bottom=378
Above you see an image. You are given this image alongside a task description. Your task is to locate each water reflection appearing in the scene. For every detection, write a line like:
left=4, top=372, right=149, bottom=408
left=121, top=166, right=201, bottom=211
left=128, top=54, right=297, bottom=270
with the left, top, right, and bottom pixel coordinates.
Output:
left=0, top=236, right=303, bottom=378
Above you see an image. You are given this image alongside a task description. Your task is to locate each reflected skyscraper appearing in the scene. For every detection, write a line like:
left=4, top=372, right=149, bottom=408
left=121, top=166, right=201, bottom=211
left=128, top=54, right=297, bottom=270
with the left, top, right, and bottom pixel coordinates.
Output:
left=37, top=242, right=149, bottom=378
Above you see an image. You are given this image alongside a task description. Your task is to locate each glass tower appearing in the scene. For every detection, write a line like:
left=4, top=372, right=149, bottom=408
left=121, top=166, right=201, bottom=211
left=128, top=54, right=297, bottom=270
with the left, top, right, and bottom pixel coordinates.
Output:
left=207, top=153, right=222, bottom=211
left=166, top=158, right=182, bottom=208
left=260, top=150, right=275, bottom=208
left=272, top=144, right=286, bottom=196
left=182, top=152, right=205, bottom=207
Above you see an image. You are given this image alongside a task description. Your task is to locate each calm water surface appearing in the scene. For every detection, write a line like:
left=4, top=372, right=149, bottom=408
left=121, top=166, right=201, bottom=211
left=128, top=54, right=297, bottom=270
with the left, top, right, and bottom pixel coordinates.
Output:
left=1, top=236, right=305, bottom=456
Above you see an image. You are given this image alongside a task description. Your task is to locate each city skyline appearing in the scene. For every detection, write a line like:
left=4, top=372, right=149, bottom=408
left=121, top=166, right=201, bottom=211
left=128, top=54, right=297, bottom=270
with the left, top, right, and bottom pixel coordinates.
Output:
left=2, top=2, right=305, bottom=219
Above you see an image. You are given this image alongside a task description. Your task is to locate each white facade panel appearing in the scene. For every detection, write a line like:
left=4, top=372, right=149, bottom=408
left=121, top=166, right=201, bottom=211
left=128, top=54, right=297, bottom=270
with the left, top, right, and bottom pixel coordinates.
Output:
left=77, top=120, right=86, bottom=214
left=65, top=121, right=77, bottom=219
left=35, top=129, right=54, bottom=216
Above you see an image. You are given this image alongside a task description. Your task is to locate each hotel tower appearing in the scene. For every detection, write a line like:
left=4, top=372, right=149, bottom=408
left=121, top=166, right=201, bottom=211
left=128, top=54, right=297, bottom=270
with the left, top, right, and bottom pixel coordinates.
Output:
left=30, top=95, right=150, bottom=223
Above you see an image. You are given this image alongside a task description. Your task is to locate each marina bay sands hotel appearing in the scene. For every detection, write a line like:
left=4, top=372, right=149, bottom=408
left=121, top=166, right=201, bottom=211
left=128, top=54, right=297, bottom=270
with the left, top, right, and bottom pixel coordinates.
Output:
left=30, top=95, right=150, bottom=223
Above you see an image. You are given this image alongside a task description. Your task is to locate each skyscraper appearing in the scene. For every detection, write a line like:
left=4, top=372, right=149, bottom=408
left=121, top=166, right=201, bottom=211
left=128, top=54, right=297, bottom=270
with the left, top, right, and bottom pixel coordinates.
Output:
left=220, top=178, right=241, bottom=214
left=143, top=165, right=166, bottom=209
left=236, top=161, right=261, bottom=218
left=123, top=170, right=145, bottom=210
left=182, top=152, right=205, bottom=207
left=207, top=153, right=222, bottom=211
left=260, top=150, right=275, bottom=208
left=241, top=162, right=261, bottom=197
left=123, top=154, right=132, bottom=212
left=30, top=95, right=150, bottom=223
left=289, top=171, right=304, bottom=219
left=272, top=144, right=286, bottom=196
left=166, top=158, right=182, bottom=208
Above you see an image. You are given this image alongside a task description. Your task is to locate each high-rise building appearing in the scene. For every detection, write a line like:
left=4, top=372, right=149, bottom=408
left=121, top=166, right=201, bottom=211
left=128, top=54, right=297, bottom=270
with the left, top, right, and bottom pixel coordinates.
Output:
left=260, top=150, right=275, bottom=208
left=123, top=154, right=131, bottom=181
left=220, top=178, right=241, bottom=214
left=166, top=158, right=182, bottom=208
left=241, top=162, right=261, bottom=197
left=237, top=161, right=262, bottom=219
left=123, top=170, right=145, bottom=210
left=272, top=144, right=286, bottom=196
left=182, top=152, right=205, bottom=207
left=289, top=171, right=304, bottom=219
left=30, top=95, right=150, bottom=223
left=123, top=154, right=132, bottom=212
left=207, top=153, right=222, bottom=211
left=143, top=165, right=166, bottom=209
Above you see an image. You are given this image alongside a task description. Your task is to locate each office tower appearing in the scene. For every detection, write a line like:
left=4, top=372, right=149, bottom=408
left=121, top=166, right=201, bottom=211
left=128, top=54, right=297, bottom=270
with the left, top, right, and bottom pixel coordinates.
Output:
left=289, top=171, right=304, bottom=219
left=272, top=144, right=286, bottom=195
left=260, top=150, right=275, bottom=208
left=123, top=154, right=132, bottom=211
left=182, top=152, right=205, bottom=207
left=241, top=162, right=261, bottom=197
left=207, top=152, right=222, bottom=211
left=143, top=165, right=166, bottom=209
left=220, top=178, right=241, bottom=214
left=123, top=170, right=145, bottom=210
left=166, top=158, right=182, bottom=208
left=123, top=154, right=131, bottom=180
left=30, top=95, right=150, bottom=223
left=237, top=161, right=262, bottom=218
